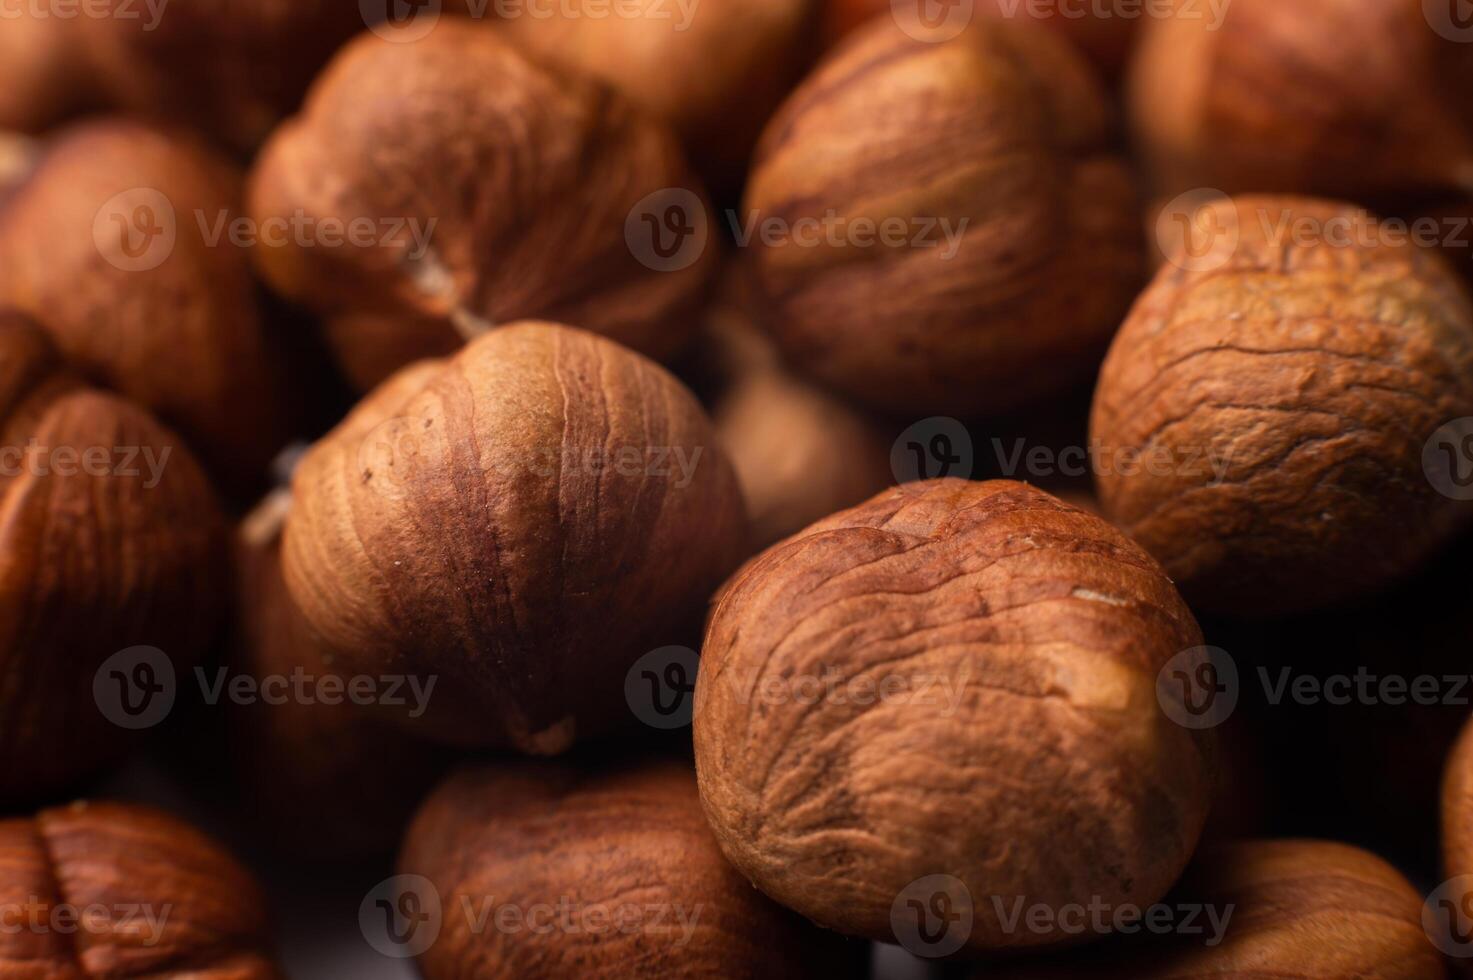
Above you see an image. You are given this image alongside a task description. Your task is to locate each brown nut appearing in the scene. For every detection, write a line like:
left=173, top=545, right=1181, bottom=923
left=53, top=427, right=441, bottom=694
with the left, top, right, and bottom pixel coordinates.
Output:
left=228, top=503, right=451, bottom=863
left=822, top=0, right=1138, bottom=78
left=78, top=0, right=364, bottom=153
left=0, top=11, right=97, bottom=133
left=1130, top=0, right=1473, bottom=201
left=0, top=800, right=280, bottom=978
left=697, top=282, right=893, bottom=549
left=1092, top=195, right=1473, bottom=615
left=0, top=313, right=223, bottom=806
left=247, top=20, right=718, bottom=393
left=985, top=840, right=1443, bottom=978
left=281, top=322, right=747, bottom=751
left=0, top=119, right=297, bottom=490
left=399, top=760, right=853, bottom=979
left=743, top=17, right=1142, bottom=418
left=1442, top=711, right=1473, bottom=967
left=493, top=0, right=818, bottom=191
left=693, top=478, right=1212, bottom=954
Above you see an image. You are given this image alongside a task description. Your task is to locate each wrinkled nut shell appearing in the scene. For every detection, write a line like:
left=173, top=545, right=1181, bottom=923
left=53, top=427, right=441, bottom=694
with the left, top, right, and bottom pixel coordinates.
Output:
left=744, top=17, right=1142, bottom=417
left=694, top=478, right=1212, bottom=953
left=1092, top=195, right=1473, bottom=615
left=247, top=21, right=718, bottom=392
left=0, top=801, right=279, bottom=978
left=401, top=761, right=843, bottom=979
left=282, top=322, right=747, bottom=751
left=0, top=313, right=223, bottom=805
left=0, top=119, right=294, bottom=489
left=987, top=839, right=1443, bottom=978
left=1442, top=712, right=1473, bottom=973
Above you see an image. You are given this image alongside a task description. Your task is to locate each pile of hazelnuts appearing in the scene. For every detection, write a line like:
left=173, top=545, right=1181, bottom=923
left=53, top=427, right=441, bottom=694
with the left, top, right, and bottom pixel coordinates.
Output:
left=2, top=1, right=1473, bottom=977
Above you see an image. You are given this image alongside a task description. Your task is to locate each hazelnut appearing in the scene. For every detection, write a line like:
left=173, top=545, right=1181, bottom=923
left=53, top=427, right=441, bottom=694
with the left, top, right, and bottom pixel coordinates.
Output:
left=1443, top=713, right=1473, bottom=923
left=693, top=478, right=1213, bottom=953
left=1130, top=0, right=1473, bottom=200
left=986, top=840, right=1443, bottom=977
left=79, top=0, right=364, bottom=153
left=743, top=17, right=1142, bottom=418
left=228, top=502, right=450, bottom=863
left=247, top=20, right=718, bottom=392
left=493, top=0, right=818, bottom=191
left=822, top=0, right=1137, bottom=79
left=0, top=313, right=223, bottom=805
left=0, top=801, right=279, bottom=977
left=696, top=280, right=893, bottom=549
left=281, top=322, right=747, bottom=751
left=0, top=11, right=96, bottom=133
left=399, top=760, right=851, bottom=978
left=0, top=119, right=297, bottom=490
left=1092, top=195, right=1473, bottom=615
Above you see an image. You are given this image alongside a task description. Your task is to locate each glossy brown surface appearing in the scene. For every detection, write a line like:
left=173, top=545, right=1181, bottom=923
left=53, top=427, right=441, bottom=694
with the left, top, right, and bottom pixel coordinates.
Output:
left=0, top=801, right=280, bottom=978
left=0, top=314, right=223, bottom=805
left=694, top=479, right=1212, bottom=953
left=282, top=322, right=748, bottom=750
left=401, top=761, right=844, bottom=979
left=248, top=21, right=717, bottom=392
left=744, top=17, right=1142, bottom=417
left=1093, top=195, right=1473, bottom=614
left=0, top=119, right=295, bottom=489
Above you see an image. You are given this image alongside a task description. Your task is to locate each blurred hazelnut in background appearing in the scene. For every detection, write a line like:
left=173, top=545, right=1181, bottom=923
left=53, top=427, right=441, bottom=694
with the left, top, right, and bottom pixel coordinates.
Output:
left=0, top=314, right=222, bottom=806
left=1131, top=0, right=1473, bottom=202
left=248, top=20, right=718, bottom=392
left=0, top=119, right=299, bottom=492
left=744, top=16, right=1143, bottom=418
left=0, top=801, right=281, bottom=977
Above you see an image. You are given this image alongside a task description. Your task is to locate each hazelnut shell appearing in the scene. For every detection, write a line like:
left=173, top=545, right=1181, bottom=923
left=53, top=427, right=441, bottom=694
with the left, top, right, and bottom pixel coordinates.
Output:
left=247, top=21, right=718, bottom=392
left=743, top=17, right=1142, bottom=417
left=694, top=478, right=1213, bottom=953
left=282, top=322, right=748, bottom=751
left=1092, top=195, right=1473, bottom=614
